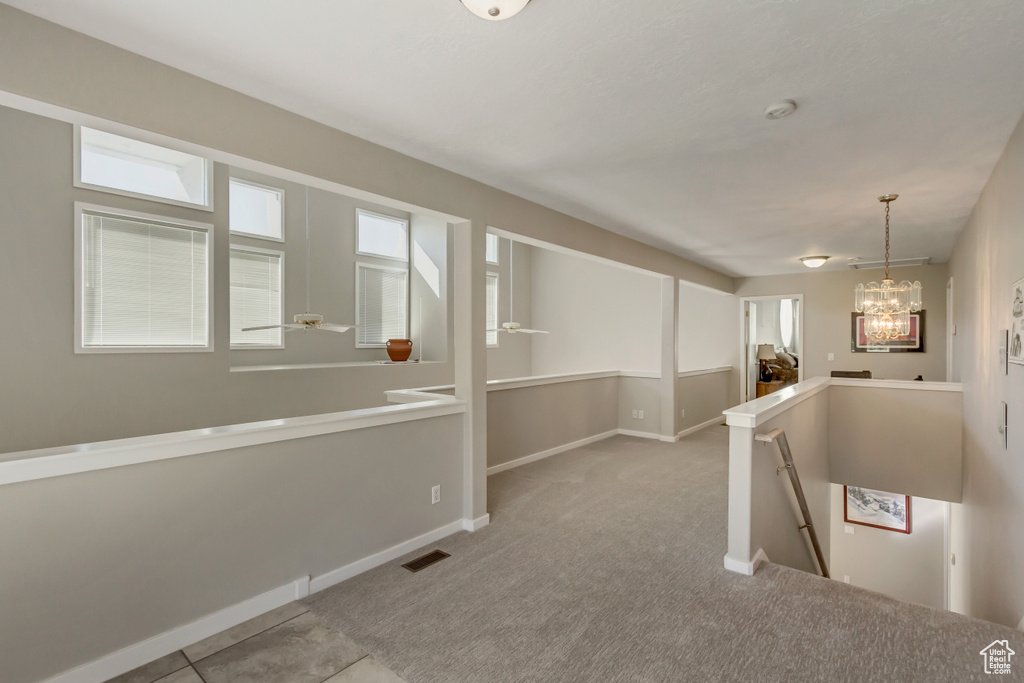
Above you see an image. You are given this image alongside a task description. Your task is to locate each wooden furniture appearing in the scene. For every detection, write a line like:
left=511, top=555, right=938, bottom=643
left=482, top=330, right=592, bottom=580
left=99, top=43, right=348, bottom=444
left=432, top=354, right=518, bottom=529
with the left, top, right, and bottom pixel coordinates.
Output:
left=755, top=380, right=785, bottom=398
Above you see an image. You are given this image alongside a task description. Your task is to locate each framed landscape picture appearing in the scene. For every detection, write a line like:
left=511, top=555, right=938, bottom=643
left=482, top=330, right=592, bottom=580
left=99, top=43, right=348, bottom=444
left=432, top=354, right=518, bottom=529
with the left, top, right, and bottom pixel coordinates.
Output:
left=844, top=486, right=911, bottom=534
left=1011, top=277, right=1024, bottom=366
left=851, top=311, right=925, bottom=352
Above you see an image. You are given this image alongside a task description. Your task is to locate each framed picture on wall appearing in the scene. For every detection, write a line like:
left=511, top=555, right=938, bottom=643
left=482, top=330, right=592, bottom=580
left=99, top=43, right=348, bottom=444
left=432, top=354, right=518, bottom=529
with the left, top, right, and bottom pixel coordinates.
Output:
left=1011, top=277, right=1024, bottom=366
left=844, top=486, right=911, bottom=534
left=851, top=311, right=925, bottom=353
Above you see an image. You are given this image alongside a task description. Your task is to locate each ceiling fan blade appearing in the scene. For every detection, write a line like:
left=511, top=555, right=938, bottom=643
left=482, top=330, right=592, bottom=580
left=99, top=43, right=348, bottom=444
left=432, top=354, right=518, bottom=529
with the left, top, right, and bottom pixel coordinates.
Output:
left=241, top=324, right=289, bottom=332
left=319, top=323, right=356, bottom=333
left=516, top=328, right=549, bottom=334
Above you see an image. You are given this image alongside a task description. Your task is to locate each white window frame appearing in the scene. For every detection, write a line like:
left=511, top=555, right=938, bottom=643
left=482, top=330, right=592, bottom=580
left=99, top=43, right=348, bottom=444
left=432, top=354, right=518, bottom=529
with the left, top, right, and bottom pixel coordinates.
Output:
left=355, top=262, right=409, bottom=348
left=355, top=209, right=410, bottom=263
left=486, top=271, right=500, bottom=348
left=229, top=177, right=285, bottom=243
left=486, top=233, right=500, bottom=265
left=229, top=244, right=286, bottom=350
left=73, top=125, right=215, bottom=212
left=74, top=202, right=215, bottom=354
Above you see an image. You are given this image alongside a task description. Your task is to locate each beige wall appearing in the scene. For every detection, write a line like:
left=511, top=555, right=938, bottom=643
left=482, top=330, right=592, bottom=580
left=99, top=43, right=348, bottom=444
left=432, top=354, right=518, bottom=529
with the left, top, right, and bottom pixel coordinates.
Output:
left=828, top=385, right=962, bottom=502
left=486, top=377, right=619, bottom=468
left=735, top=264, right=949, bottom=382
left=618, top=376, right=662, bottom=435
left=829, top=485, right=947, bottom=611
left=0, top=415, right=464, bottom=683
left=677, top=370, right=734, bottom=433
left=947, top=110, right=1024, bottom=627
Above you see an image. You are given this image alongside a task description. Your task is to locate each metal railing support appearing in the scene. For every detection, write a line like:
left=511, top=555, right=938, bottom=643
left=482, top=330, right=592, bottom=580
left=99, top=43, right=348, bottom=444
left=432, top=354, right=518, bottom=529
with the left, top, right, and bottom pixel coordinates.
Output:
left=755, top=428, right=830, bottom=578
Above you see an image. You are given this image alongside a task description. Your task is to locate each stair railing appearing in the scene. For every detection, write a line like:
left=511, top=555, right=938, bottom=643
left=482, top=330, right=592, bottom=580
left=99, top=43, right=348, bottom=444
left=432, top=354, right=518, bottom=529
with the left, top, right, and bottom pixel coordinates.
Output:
left=754, top=428, right=830, bottom=578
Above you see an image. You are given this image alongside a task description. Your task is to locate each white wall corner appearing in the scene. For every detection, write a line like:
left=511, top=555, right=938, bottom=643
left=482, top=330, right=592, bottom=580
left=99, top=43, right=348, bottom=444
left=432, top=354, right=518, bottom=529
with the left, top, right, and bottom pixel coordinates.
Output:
left=462, top=514, right=490, bottom=532
left=723, top=548, right=769, bottom=576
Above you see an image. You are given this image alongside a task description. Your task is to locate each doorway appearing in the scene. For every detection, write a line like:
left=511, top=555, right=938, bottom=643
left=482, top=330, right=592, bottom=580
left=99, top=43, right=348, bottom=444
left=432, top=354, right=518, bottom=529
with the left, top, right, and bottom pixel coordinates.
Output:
left=740, top=295, right=804, bottom=402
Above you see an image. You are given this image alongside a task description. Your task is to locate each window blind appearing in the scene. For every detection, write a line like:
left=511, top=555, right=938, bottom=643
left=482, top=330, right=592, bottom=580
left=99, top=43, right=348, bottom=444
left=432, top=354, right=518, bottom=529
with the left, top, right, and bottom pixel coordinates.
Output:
left=81, top=211, right=208, bottom=348
left=358, top=264, right=408, bottom=345
left=486, top=272, right=499, bottom=346
left=230, top=248, right=282, bottom=346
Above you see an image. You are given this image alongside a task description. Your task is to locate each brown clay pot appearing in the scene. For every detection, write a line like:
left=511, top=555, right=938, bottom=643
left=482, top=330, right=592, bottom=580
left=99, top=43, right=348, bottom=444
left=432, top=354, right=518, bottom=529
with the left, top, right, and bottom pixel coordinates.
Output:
left=385, top=338, right=413, bottom=362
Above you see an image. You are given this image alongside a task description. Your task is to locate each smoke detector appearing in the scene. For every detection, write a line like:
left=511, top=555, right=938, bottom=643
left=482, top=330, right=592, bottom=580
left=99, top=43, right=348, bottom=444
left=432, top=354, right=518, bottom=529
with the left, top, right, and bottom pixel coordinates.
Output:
left=764, top=100, right=797, bottom=120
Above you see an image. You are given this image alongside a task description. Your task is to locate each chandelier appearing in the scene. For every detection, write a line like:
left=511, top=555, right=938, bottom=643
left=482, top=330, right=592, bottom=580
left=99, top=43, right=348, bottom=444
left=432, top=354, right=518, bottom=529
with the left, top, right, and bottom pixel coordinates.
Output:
left=854, top=195, right=922, bottom=342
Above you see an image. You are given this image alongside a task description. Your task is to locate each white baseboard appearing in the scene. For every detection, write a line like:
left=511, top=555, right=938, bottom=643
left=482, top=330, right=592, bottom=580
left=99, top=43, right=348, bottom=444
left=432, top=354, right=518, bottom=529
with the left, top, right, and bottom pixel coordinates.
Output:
left=617, top=428, right=660, bottom=440
left=673, top=416, right=727, bottom=441
left=309, top=519, right=465, bottom=594
left=462, top=514, right=490, bottom=531
left=486, top=429, right=619, bottom=475
left=45, top=577, right=311, bottom=683
left=723, top=548, right=769, bottom=576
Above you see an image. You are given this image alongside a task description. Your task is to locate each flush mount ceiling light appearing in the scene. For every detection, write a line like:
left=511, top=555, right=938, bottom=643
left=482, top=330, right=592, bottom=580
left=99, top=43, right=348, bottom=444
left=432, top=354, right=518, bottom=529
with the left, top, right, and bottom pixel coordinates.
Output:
left=854, top=195, right=922, bottom=343
left=764, top=100, right=797, bottom=120
left=460, top=0, right=530, bottom=20
left=800, top=256, right=829, bottom=268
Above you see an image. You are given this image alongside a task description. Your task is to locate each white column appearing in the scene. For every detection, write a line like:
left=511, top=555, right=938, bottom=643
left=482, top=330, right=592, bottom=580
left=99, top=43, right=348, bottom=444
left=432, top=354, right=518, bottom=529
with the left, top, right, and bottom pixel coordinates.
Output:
left=660, top=276, right=679, bottom=440
left=453, top=220, right=489, bottom=529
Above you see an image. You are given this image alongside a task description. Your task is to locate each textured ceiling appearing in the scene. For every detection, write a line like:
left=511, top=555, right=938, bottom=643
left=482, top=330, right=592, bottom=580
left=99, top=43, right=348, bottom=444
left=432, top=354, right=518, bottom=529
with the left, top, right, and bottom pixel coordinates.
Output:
left=8, top=0, right=1024, bottom=277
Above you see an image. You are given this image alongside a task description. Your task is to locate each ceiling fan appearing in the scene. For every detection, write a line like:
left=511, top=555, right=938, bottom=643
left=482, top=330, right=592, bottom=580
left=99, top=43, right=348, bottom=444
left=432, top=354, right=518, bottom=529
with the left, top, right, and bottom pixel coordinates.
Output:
left=243, top=186, right=357, bottom=335
left=490, top=238, right=548, bottom=335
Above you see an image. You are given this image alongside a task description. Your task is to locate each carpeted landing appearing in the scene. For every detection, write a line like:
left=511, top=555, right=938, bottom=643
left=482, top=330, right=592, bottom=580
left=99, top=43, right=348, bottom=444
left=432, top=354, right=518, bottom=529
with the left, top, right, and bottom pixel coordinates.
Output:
left=303, top=428, right=1023, bottom=682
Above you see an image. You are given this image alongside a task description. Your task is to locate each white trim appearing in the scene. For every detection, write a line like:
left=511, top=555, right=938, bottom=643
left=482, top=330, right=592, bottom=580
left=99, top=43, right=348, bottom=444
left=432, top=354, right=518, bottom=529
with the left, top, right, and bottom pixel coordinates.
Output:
left=617, top=428, right=661, bottom=440
left=829, top=378, right=963, bottom=392
left=724, top=377, right=830, bottom=428
left=671, top=416, right=727, bottom=441
left=73, top=124, right=215, bottom=212
left=229, top=244, right=286, bottom=350
left=486, top=370, right=621, bottom=391
left=44, top=577, right=310, bottom=683
left=486, top=270, right=500, bottom=348
left=355, top=208, right=410, bottom=263
left=228, top=177, right=286, bottom=243
left=74, top=202, right=215, bottom=354
left=486, top=429, right=619, bottom=475
left=723, top=548, right=769, bottom=576
left=0, top=90, right=464, bottom=225
left=308, top=519, right=465, bottom=594
left=618, top=370, right=661, bottom=379
left=231, top=360, right=446, bottom=372
left=677, top=366, right=731, bottom=378
left=462, top=514, right=491, bottom=531
left=0, top=398, right=465, bottom=486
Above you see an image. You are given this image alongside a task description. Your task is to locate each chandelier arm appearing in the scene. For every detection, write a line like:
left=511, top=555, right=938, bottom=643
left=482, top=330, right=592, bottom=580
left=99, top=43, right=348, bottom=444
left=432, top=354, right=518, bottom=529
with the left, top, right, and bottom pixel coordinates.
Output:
left=884, top=200, right=890, bottom=281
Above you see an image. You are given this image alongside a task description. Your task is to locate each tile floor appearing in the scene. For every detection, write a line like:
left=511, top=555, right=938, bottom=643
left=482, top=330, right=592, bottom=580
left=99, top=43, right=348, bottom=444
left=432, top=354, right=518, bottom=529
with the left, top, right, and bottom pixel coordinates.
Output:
left=105, top=603, right=406, bottom=683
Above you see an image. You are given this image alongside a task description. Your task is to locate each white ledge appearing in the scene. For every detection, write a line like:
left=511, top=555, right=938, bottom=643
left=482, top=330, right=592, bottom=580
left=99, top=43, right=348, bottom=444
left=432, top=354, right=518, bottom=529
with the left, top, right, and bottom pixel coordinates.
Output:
left=829, top=378, right=963, bottom=392
left=722, top=377, right=963, bottom=429
left=0, top=397, right=465, bottom=487
left=723, top=377, right=831, bottom=429
left=678, top=366, right=732, bottom=378
left=230, top=360, right=446, bottom=372
left=488, top=370, right=622, bottom=391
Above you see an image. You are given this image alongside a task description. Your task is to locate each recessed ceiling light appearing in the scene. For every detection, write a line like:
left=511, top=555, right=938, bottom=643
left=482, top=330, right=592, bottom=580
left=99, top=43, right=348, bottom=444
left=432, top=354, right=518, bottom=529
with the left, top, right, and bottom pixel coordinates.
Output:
left=460, top=0, right=530, bottom=20
left=800, top=256, right=829, bottom=268
left=764, top=100, right=797, bottom=120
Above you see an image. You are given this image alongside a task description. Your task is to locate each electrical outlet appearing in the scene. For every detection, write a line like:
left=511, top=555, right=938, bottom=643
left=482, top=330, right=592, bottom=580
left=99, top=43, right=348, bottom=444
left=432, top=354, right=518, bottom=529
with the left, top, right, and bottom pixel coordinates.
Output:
left=632, top=409, right=638, bottom=419
left=843, top=575, right=850, bottom=584
left=638, top=410, right=644, bottom=420
left=845, top=525, right=855, bottom=534
left=431, top=485, right=441, bottom=505
left=827, top=353, right=835, bottom=361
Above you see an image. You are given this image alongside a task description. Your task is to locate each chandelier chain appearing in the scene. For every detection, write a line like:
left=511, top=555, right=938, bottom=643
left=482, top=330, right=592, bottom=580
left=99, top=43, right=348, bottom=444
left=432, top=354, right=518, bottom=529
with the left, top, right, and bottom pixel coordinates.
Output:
left=884, top=200, right=890, bottom=281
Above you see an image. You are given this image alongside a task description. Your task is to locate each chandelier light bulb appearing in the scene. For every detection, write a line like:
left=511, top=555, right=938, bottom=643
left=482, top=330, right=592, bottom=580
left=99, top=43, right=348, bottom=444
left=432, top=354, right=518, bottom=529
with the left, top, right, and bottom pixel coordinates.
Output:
left=459, top=0, right=531, bottom=20
left=800, top=256, right=829, bottom=268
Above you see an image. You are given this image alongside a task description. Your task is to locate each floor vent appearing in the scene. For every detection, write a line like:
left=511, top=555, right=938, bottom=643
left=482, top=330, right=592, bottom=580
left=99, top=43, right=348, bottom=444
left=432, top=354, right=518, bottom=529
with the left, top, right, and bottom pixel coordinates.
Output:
left=402, top=549, right=451, bottom=573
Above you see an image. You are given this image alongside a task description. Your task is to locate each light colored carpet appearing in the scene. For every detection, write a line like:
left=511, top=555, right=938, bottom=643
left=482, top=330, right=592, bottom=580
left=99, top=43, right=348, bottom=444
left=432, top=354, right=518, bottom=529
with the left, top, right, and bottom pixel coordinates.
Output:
left=304, top=428, right=1023, bottom=682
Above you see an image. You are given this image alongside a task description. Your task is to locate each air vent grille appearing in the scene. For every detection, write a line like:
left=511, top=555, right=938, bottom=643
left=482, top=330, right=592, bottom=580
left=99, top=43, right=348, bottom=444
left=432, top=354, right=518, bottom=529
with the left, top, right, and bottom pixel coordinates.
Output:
left=402, top=549, right=450, bottom=573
